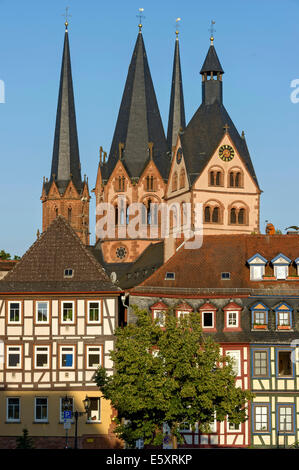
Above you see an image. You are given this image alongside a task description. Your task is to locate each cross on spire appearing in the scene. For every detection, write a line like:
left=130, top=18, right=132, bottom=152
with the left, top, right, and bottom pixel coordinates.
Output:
left=62, top=6, right=72, bottom=30
left=223, top=123, right=230, bottom=133
left=209, top=20, right=216, bottom=44
left=137, top=8, right=145, bottom=32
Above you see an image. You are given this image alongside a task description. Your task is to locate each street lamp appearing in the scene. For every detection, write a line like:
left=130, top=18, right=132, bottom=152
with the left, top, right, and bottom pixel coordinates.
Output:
left=62, top=395, right=91, bottom=449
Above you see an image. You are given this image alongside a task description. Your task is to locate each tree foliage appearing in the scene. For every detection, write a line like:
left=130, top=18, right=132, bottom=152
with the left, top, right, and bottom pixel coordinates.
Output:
left=0, top=250, right=11, bottom=260
left=16, top=428, right=35, bottom=449
left=95, top=306, right=253, bottom=447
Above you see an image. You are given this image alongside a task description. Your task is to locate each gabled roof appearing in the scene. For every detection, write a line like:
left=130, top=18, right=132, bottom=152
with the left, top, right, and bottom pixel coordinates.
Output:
left=0, top=217, right=121, bottom=293
left=200, top=44, right=224, bottom=75
left=44, top=27, right=83, bottom=195
left=102, top=31, right=168, bottom=180
left=180, top=100, right=259, bottom=188
left=271, top=253, right=292, bottom=264
left=167, top=36, right=186, bottom=151
left=132, top=234, right=299, bottom=294
left=247, top=253, right=268, bottom=264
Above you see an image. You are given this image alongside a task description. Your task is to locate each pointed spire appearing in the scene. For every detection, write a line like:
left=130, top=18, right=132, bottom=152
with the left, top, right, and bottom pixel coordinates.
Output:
left=105, top=30, right=167, bottom=178
left=49, top=24, right=82, bottom=193
left=167, top=27, right=186, bottom=152
left=200, top=40, right=224, bottom=76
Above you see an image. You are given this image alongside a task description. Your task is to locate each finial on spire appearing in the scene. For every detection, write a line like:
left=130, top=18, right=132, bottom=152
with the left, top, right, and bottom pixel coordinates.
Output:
left=62, top=6, right=71, bottom=31
left=137, top=8, right=145, bottom=32
left=209, top=20, right=216, bottom=44
left=175, top=18, right=181, bottom=39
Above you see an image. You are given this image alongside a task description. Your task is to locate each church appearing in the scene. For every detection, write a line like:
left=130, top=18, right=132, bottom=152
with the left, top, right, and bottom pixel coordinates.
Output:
left=41, top=18, right=261, bottom=283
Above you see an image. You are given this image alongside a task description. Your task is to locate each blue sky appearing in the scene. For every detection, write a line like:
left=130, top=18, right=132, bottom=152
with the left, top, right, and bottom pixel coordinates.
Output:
left=0, top=0, right=298, bottom=256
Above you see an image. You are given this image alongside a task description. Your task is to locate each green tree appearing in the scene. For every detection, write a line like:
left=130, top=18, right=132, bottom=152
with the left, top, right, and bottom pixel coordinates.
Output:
left=16, top=428, right=35, bottom=449
left=0, top=250, right=11, bottom=260
left=95, top=306, right=253, bottom=448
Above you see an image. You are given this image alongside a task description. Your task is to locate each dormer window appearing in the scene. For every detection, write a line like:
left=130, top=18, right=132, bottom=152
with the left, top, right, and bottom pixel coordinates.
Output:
left=165, top=272, right=175, bottom=280
left=175, top=302, right=193, bottom=319
left=223, top=302, right=242, bottom=332
left=150, top=301, right=168, bottom=327
left=247, top=254, right=267, bottom=281
left=200, top=302, right=217, bottom=332
left=274, top=303, right=293, bottom=330
left=271, top=254, right=291, bottom=280
left=64, top=269, right=73, bottom=278
left=221, top=272, right=230, bottom=280
left=251, top=302, right=269, bottom=330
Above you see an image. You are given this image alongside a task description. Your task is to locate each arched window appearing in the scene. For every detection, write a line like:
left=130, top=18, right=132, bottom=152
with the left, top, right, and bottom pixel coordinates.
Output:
left=68, top=207, right=72, bottom=224
left=230, top=208, right=237, bottom=224
left=229, top=172, right=234, bottom=187
left=55, top=207, right=58, bottom=217
left=235, top=172, right=241, bottom=187
left=172, top=172, right=178, bottom=192
left=117, top=176, right=125, bottom=191
left=147, top=199, right=152, bottom=225
left=238, top=208, right=245, bottom=224
left=114, top=206, right=119, bottom=226
left=229, top=170, right=242, bottom=188
left=179, top=169, right=185, bottom=189
left=210, top=171, right=215, bottom=186
left=204, top=206, right=211, bottom=222
left=209, top=168, right=223, bottom=186
left=212, top=207, right=219, bottom=223
left=216, top=171, right=221, bottom=186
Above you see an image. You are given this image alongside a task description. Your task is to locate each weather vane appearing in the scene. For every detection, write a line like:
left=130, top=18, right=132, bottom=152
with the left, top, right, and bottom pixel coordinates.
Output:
left=137, top=8, right=145, bottom=32
left=175, top=18, right=181, bottom=38
left=62, top=6, right=72, bottom=30
left=209, top=20, right=216, bottom=43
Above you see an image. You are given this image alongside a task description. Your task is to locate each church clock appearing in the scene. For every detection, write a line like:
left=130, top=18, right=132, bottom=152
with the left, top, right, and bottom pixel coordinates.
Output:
left=219, top=145, right=234, bottom=162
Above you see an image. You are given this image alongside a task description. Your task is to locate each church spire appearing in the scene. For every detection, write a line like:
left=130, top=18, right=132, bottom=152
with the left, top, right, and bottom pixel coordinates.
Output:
left=104, top=28, right=167, bottom=179
left=200, top=32, right=224, bottom=106
left=49, top=23, right=82, bottom=193
left=167, top=24, right=186, bottom=152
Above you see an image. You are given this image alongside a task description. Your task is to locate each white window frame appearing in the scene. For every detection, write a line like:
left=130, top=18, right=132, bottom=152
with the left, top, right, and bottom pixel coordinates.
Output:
left=6, top=397, right=20, bottom=422
left=226, top=350, right=241, bottom=376
left=36, top=301, right=49, bottom=324
left=227, top=420, right=241, bottom=433
left=87, top=346, right=102, bottom=369
left=87, top=301, right=101, bottom=324
left=250, top=265, right=264, bottom=281
left=274, top=265, right=288, bottom=280
left=7, top=345, right=22, bottom=369
left=34, top=397, right=48, bottom=423
left=34, top=345, right=50, bottom=369
left=153, top=309, right=166, bottom=327
left=278, top=405, right=294, bottom=433
left=226, top=311, right=239, bottom=328
left=278, top=311, right=291, bottom=326
left=202, top=311, right=214, bottom=329
left=8, top=301, right=22, bottom=324
left=177, top=310, right=190, bottom=319
left=86, top=397, right=101, bottom=423
left=61, top=301, right=75, bottom=324
left=254, top=405, right=269, bottom=432
left=60, top=346, right=75, bottom=369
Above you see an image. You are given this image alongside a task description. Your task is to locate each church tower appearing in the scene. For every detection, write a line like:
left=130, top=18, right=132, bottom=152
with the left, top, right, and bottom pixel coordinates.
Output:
left=167, top=29, right=186, bottom=154
left=41, top=21, right=90, bottom=244
left=94, top=24, right=169, bottom=264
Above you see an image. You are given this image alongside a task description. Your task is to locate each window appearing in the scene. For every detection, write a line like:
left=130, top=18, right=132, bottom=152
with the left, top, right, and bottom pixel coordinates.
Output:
left=8, top=302, right=21, bottom=323
left=165, top=272, right=175, bottom=280
left=117, top=176, right=125, bottom=192
left=238, top=208, right=245, bottom=224
left=209, top=169, right=223, bottom=186
left=7, top=346, right=22, bottom=369
left=253, top=311, right=267, bottom=326
left=62, top=302, right=74, bottom=323
left=204, top=206, right=211, bottom=222
left=59, top=397, right=74, bottom=423
left=227, top=312, right=238, bottom=328
left=35, top=346, right=50, bottom=369
left=7, top=398, right=20, bottom=422
left=177, top=310, right=191, bottom=319
left=64, top=269, right=73, bottom=278
left=227, top=422, right=241, bottom=432
left=36, top=302, right=49, bottom=323
left=229, top=171, right=242, bottom=188
left=146, top=175, right=154, bottom=191
left=278, top=311, right=291, bottom=327
left=68, top=207, right=72, bottom=224
left=35, top=397, right=48, bottom=422
left=204, top=205, right=221, bottom=223
left=153, top=310, right=166, bottom=327
left=87, top=346, right=102, bottom=369
left=251, top=265, right=264, bottom=281
left=226, top=350, right=240, bottom=376
left=221, top=272, right=230, bottom=280
left=278, top=405, right=294, bottom=433
left=275, top=266, right=288, bottom=280
left=271, top=254, right=291, bottom=279
left=278, top=350, right=292, bottom=376
left=87, top=397, right=101, bottom=422
left=230, top=208, right=236, bottom=224
left=253, top=405, right=270, bottom=433
left=212, top=207, right=219, bottom=223
left=60, top=346, right=75, bottom=369
left=253, top=350, right=268, bottom=377
left=203, top=312, right=213, bottom=328
left=88, top=301, right=101, bottom=323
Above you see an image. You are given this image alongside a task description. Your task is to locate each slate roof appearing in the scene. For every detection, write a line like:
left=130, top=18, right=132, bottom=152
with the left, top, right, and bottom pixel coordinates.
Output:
left=167, top=37, right=186, bottom=151
left=200, top=44, right=224, bottom=75
left=44, top=28, right=83, bottom=195
left=0, top=217, right=121, bottom=293
left=132, top=234, right=299, bottom=294
left=102, top=31, right=169, bottom=180
left=180, top=101, right=259, bottom=188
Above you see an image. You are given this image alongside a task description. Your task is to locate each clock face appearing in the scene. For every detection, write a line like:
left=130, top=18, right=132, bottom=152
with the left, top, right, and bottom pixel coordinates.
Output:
left=219, top=145, right=235, bottom=162
left=176, top=147, right=183, bottom=164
